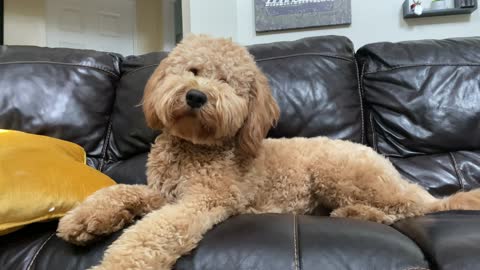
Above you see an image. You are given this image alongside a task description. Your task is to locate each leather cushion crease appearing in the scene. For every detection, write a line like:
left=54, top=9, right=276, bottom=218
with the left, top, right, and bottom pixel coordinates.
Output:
left=1, top=35, right=480, bottom=269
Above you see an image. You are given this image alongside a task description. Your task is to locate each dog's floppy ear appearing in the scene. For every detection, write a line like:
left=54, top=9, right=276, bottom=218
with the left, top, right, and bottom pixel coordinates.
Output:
left=237, top=68, right=280, bottom=157
left=142, top=61, right=167, bottom=130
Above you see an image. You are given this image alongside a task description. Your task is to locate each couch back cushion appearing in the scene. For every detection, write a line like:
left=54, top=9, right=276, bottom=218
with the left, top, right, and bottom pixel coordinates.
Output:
left=102, top=53, right=167, bottom=184
left=357, top=37, right=480, bottom=196
left=103, top=36, right=363, bottom=184
left=250, top=36, right=362, bottom=142
left=0, top=46, right=121, bottom=168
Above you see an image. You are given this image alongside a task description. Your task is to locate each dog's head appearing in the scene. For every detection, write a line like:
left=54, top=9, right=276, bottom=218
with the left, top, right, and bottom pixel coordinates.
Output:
left=143, top=34, right=280, bottom=157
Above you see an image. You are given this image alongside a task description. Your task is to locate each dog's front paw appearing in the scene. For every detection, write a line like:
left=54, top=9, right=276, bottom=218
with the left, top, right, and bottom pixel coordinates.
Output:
left=57, top=205, right=134, bottom=245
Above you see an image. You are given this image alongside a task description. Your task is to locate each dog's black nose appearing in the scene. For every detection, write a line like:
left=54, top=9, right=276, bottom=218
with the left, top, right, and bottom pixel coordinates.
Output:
left=186, top=89, right=207, bottom=108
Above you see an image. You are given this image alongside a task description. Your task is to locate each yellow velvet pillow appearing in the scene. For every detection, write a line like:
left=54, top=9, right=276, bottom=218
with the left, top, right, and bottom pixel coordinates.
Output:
left=0, top=129, right=116, bottom=235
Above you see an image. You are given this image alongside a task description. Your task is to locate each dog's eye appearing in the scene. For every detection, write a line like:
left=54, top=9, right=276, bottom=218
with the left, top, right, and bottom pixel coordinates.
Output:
left=219, top=78, right=227, bottom=83
left=189, top=68, right=199, bottom=76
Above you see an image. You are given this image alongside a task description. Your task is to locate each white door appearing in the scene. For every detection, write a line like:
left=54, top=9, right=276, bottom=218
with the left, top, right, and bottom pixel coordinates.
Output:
left=46, top=0, right=136, bottom=55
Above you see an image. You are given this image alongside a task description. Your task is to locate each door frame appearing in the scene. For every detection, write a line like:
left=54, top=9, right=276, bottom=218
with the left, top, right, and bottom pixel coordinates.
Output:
left=0, top=0, right=3, bottom=45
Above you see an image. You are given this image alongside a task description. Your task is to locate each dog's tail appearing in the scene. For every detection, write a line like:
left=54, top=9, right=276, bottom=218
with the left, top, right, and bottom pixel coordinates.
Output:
left=426, top=189, right=480, bottom=213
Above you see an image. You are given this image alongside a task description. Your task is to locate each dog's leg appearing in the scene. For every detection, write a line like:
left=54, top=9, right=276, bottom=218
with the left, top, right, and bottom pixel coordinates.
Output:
left=88, top=192, right=234, bottom=270
left=314, top=141, right=480, bottom=222
left=330, top=204, right=397, bottom=224
left=427, top=189, right=480, bottom=212
left=57, top=184, right=164, bottom=245
left=313, top=142, right=442, bottom=222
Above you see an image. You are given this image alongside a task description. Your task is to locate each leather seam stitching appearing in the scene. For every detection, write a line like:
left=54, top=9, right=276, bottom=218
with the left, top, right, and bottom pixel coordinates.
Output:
left=364, top=63, right=480, bottom=75
left=363, top=59, right=380, bottom=151
left=293, top=214, right=300, bottom=270
left=120, top=54, right=355, bottom=79
left=360, top=62, right=367, bottom=99
left=380, top=149, right=480, bottom=159
left=369, top=112, right=378, bottom=152
left=26, top=232, right=55, bottom=270
left=360, top=62, right=366, bottom=94
left=355, top=58, right=365, bottom=144
left=255, top=53, right=354, bottom=63
left=0, top=61, right=119, bottom=78
left=99, top=120, right=113, bottom=172
left=122, top=64, right=160, bottom=78
left=449, top=152, right=465, bottom=191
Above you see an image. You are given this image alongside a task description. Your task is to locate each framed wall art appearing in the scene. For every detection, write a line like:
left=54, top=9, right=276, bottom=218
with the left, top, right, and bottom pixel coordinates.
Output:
left=255, top=0, right=352, bottom=32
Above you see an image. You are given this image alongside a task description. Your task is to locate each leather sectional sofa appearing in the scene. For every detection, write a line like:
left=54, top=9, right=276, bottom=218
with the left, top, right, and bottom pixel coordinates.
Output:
left=1, top=35, right=479, bottom=270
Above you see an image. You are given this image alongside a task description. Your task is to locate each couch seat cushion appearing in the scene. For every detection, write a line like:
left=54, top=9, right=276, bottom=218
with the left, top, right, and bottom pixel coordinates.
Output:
left=177, top=214, right=429, bottom=270
left=0, top=214, right=429, bottom=270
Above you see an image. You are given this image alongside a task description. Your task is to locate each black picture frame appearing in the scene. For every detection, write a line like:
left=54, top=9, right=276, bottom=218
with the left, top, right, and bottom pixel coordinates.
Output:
left=255, top=0, right=352, bottom=33
left=0, top=0, right=3, bottom=45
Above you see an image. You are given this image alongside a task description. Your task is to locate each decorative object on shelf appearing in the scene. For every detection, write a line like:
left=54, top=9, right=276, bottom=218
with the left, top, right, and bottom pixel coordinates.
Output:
left=255, top=0, right=351, bottom=32
left=431, top=0, right=447, bottom=9
left=403, top=0, right=477, bottom=18
left=410, top=0, right=424, bottom=15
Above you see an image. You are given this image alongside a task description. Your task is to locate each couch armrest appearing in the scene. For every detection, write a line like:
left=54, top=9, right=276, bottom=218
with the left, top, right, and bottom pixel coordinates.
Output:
left=394, top=210, right=480, bottom=270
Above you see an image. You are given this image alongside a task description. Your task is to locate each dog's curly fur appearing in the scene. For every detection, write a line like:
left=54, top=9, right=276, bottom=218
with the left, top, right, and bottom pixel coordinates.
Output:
left=57, top=35, right=480, bottom=270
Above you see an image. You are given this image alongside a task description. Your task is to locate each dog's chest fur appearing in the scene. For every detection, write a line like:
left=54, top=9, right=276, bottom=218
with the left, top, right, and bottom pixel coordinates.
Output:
left=145, top=134, right=321, bottom=215
left=145, top=134, right=250, bottom=203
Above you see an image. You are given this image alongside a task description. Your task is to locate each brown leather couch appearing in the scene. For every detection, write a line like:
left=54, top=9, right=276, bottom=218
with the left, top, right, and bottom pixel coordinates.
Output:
left=1, top=35, right=479, bottom=270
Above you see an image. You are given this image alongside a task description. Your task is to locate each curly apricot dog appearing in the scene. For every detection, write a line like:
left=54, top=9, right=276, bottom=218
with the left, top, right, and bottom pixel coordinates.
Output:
left=57, top=35, right=480, bottom=270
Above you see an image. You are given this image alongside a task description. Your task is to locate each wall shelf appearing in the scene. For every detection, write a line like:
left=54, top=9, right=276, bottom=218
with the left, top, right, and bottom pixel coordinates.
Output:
left=403, top=0, right=478, bottom=19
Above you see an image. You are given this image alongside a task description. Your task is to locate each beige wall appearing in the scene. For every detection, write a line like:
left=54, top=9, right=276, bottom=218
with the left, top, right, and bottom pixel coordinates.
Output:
left=4, top=0, right=47, bottom=46
left=135, top=0, right=164, bottom=54
left=184, top=0, right=480, bottom=47
left=187, top=0, right=236, bottom=39
left=4, top=0, right=164, bottom=54
left=235, top=0, right=480, bottom=47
